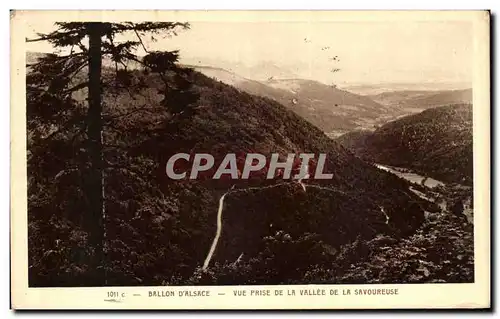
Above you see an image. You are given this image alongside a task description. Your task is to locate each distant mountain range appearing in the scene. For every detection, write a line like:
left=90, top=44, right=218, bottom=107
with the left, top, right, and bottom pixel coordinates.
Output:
left=190, top=64, right=397, bottom=137
left=191, top=64, right=473, bottom=137
left=27, top=52, right=472, bottom=139
left=369, top=89, right=472, bottom=111
left=183, top=58, right=301, bottom=82
left=343, top=82, right=472, bottom=96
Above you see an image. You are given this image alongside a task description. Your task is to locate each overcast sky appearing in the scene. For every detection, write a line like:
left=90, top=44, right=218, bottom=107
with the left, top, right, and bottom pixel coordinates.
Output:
left=26, top=20, right=472, bottom=86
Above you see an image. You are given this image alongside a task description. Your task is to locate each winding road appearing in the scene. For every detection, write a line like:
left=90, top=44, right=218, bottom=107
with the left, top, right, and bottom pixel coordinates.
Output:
left=201, top=182, right=353, bottom=270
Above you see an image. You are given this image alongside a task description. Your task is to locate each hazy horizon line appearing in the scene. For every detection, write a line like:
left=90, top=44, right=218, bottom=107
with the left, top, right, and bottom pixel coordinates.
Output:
left=25, top=50, right=472, bottom=89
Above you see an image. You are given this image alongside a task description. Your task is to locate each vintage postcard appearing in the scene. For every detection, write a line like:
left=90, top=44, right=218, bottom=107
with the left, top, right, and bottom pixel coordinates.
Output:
left=10, top=10, right=490, bottom=309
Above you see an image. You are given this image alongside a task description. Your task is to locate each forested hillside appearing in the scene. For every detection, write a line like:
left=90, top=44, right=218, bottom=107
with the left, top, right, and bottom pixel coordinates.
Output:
left=337, top=104, right=473, bottom=185
left=27, top=52, right=432, bottom=286
left=369, top=89, right=472, bottom=111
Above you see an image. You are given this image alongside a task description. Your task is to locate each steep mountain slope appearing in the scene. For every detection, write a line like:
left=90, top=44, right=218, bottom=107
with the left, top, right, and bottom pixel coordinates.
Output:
left=264, top=79, right=392, bottom=134
left=27, top=56, right=432, bottom=286
left=336, top=129, right=373, bottom=152
left=191, top=65, right=390, bottom=136
left=337, top=104, right=473, bottom=185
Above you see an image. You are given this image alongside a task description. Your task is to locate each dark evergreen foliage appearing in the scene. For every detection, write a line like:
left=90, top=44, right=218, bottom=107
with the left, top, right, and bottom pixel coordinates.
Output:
left=26, top=23, right=471, bottom=286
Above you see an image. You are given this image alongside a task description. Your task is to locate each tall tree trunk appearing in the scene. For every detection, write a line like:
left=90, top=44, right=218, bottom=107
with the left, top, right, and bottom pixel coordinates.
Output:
left=86, top=22, right=105, bottom=286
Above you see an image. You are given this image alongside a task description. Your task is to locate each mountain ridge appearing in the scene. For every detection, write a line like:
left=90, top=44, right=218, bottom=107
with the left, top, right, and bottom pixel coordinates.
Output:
left=337, top=103, right=473, bottom=186
left=189, top=64, right=393, bottom=136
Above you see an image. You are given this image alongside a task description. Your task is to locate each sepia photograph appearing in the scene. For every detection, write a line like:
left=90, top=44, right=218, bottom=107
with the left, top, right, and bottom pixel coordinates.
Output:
left=10, top=10, right=490, bottom=309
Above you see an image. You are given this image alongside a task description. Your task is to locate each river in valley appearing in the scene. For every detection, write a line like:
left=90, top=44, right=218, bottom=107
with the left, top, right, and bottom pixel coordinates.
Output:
left=374, top=164, right=445, bottom=188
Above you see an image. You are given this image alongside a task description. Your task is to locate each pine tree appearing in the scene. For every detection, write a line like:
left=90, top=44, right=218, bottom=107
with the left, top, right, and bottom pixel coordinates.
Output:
left=27, top=22, right=197, bottom=285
